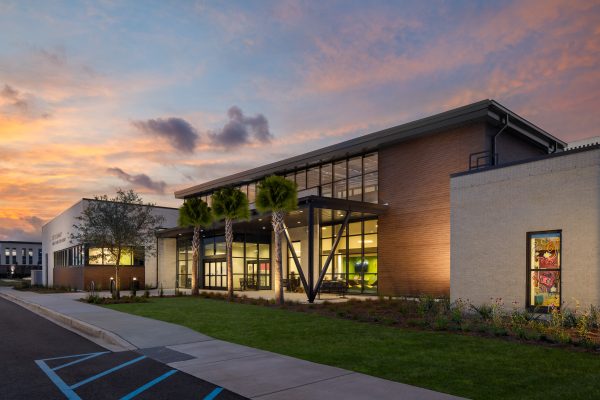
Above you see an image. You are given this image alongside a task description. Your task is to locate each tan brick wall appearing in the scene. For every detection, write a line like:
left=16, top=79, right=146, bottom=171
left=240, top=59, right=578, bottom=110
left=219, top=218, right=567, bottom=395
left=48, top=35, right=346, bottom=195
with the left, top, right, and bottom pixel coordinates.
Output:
left=451, top=148, right=600, bottom=310
left=378, top=122, right=488, bottom=297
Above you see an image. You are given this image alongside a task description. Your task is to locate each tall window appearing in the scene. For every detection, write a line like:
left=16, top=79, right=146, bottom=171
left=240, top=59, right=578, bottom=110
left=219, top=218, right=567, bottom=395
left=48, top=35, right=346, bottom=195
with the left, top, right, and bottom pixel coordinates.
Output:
left=320, top=216, right=378, bottom=294
left=176, top=238, right=193, bottom=288
left=196, top=152, right=379, bottom=207
left=87, top=247, right=138, bottom=266
left=196, top=233, right=271, bottom=291
left=38, top=248, right=42, bottom=265
left=11, top=248, right=16, bottom=264
left=28, top=249, right=33, bottom=265
left=287, top=241, right=301, bottom=279
left=4, top=249, right=9, bottom=264
left=527, top=231, right=561, bottom=310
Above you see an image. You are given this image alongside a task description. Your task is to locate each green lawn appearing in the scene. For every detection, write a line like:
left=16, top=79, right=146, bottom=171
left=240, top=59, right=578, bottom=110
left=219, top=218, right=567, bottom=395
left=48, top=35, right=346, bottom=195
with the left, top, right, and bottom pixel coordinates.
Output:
left=106, top=297, right=600, bottom=400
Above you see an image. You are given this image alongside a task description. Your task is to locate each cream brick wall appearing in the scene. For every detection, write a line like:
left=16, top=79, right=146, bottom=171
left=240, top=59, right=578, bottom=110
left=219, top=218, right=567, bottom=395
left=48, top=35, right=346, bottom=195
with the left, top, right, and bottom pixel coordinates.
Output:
left=157, top=238, right=177, bottom=289
left=451, top=148, right=600, bottom=309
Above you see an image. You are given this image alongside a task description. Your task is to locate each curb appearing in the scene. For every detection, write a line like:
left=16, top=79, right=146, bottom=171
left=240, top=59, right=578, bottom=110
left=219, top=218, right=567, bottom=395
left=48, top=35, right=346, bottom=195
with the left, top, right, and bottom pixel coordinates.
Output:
left=0, top=290, right=136, bottom=351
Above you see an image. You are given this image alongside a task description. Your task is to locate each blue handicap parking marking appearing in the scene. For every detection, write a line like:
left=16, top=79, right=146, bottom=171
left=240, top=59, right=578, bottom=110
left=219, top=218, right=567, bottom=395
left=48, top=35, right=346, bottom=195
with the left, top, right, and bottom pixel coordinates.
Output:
left=70, top=355, right=147, bottom=389
left=51, top=351, right=109, bottom=371
left=35, top=351, right=178, bottom=400
left=119, top=369, right=178, bottom=400
left=203, top=387, right=223, bottom=400
left=34, top=358, right=82, bottom=400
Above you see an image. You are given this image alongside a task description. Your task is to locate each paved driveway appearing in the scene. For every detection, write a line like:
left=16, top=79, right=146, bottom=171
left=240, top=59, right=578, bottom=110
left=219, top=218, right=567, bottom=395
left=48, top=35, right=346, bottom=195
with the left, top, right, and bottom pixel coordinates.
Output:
left=0, top=297, right=245, bottom=400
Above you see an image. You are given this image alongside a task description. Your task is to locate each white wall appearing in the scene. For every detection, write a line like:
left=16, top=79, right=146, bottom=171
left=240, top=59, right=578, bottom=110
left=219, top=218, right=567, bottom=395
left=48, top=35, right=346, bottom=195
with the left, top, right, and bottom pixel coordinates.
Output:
left=41, top=199, right=179, bottom=287
left=41, top=200, right=84, bottom=286
left=146, top=208, right=179, bottom=287
left=451, top=148, right=600, bottom=309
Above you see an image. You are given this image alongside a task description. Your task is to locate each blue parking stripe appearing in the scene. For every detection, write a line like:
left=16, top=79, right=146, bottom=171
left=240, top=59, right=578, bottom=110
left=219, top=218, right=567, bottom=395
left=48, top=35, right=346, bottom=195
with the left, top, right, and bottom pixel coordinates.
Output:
left=35, top=359, right=81, bottom=400
left=41, top=351, right=110, bottom=362
left=53, top=352, right=109, bottom=371
left=203, top=387, right=223, bottom=400
left=119, top=369, right=178, bottom=400
left=70, top=355, right=147, bottom=389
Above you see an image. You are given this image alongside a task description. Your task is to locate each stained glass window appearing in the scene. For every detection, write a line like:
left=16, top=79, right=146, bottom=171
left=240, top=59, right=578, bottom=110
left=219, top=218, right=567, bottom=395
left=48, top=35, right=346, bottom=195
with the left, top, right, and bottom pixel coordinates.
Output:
left=527, top=231, right=561, bottom=310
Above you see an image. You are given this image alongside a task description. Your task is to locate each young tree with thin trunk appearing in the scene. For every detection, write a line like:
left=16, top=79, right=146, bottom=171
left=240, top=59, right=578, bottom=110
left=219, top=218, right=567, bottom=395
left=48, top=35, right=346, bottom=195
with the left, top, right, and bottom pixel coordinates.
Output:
left=211, top=187, right=250, bottom=301
left=255, top=175, right=298, bottom=305
left=178, top=198, right=212, bottom=295
left=71, top=189, right=165, bottom=299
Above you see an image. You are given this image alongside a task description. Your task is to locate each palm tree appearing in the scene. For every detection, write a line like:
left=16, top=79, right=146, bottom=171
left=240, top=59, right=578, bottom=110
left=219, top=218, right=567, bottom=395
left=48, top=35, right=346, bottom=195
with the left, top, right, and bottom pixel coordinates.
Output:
left=211, top=187, right=250, bottom=300
left=255, top=175, right=298, bottom=305
left=178, top=198, right=212, bottom=296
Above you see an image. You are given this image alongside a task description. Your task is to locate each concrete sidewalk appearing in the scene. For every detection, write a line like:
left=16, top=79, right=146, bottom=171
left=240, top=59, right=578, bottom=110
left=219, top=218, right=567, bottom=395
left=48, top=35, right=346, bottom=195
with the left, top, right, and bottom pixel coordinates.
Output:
left=0, top=288, right=464, bottom=400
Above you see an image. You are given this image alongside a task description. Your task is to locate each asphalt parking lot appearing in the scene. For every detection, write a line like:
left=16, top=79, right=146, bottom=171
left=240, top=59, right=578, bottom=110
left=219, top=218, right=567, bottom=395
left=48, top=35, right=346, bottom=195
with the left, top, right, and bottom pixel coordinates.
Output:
left=0, top=297, right=246, bottom=400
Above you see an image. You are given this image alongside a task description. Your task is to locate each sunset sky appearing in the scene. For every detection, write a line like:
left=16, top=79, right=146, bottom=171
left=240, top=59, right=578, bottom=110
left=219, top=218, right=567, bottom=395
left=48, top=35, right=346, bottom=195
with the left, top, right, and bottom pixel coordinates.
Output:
left=1, top=0, right=599, bottom=241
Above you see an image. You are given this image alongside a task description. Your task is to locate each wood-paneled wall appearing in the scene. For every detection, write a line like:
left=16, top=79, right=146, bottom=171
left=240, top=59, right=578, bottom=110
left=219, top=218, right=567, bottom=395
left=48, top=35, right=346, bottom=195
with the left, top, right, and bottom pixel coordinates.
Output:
left=378, top=122, right=488, bottom=297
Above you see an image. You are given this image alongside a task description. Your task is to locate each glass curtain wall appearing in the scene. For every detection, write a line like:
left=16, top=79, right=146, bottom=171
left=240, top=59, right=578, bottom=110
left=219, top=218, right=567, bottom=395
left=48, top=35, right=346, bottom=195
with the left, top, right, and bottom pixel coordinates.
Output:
left=176, top=238, right=193, bottom=288
left=198, top=152, right=378, bottom=206
left=320, top=215, right=378, bottom=294
left=196, top=233, right=271, bottom=291
left=286, top=241, right=301, bottom=291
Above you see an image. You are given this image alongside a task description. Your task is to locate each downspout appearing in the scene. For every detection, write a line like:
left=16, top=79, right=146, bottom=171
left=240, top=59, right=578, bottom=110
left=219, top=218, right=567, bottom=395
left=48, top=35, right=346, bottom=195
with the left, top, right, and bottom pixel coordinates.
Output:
left=491, top=114, right=509, bottom=166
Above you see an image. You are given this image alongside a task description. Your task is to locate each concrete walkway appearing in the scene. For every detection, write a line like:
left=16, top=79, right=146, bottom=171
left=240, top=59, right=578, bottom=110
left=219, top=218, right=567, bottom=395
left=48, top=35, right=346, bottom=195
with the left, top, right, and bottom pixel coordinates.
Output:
left=0, top=288, right=464, bottom=400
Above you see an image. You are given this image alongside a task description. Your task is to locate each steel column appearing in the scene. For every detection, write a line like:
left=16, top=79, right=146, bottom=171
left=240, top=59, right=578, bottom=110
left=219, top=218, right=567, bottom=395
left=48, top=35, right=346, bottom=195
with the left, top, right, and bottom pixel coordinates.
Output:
left=307, top=203, right=315, bottom=302
left=282, top=223, right=309, bottom=295
left=311, top=211, right=350, bottom=302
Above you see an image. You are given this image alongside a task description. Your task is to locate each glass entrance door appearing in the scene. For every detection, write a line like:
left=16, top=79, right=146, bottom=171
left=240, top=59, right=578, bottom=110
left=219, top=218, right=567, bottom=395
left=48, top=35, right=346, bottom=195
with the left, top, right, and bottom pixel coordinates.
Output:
left=204, top=260, right=226, bottom=289
left=246, top=260, right=271, bottom=290
left=246, top=261, right=258, bottom=290
left=259, top=261, right=271, bottom=289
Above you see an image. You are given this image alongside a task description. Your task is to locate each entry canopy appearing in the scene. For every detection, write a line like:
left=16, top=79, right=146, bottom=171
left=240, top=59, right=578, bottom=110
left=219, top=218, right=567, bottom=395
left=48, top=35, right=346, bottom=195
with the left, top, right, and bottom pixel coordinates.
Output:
left=156, top=195, right=387, bottom=238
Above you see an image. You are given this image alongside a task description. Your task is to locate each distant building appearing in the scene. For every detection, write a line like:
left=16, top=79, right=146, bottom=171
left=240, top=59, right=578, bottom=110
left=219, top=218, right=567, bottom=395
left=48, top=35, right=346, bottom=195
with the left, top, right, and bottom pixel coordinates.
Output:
left=41, top=199, right=178, bottom=290
left=0, top=241, right=42, bottom=278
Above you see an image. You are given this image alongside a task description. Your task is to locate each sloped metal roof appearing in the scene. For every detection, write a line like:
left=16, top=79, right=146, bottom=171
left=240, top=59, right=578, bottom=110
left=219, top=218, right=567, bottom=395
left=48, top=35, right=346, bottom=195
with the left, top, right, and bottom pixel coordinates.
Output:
left=175, top=99, right=566, bottom=199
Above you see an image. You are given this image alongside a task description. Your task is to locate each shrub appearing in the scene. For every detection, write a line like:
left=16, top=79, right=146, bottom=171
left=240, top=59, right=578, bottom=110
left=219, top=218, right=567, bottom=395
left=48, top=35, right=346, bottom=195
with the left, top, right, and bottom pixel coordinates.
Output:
left=576, top=313, right=590, bottom=340
left=562, top=310, right=578, bottom=328
left=450, top=298, right=467, bottom=325
left=524, top=329, right=543, bottom=341
left=588, top=305, right=600, bottom=329
left=433, top=316, right=449, bottom=331
left=470, top=303, right=494, bottom=321
left=546, top=328, right=571, bottom=344
left=417, top=294, right=436, bottom=316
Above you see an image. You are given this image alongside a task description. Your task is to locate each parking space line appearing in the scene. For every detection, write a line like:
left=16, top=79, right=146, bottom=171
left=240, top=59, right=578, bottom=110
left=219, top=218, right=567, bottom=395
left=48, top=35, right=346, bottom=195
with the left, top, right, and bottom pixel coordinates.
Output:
left=119, top=369, right=178, bottom=400
left=70, top=355, right=147, bottom=389
left=203, top=387, right=223, bottom=400
left=53, top=352, right=109, bottom=371
left=35, top=359, right=82, bottom=400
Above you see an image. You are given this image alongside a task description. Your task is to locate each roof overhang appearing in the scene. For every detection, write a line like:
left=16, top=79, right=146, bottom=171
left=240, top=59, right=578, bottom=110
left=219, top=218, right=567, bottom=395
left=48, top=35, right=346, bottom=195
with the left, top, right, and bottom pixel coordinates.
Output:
left=174, top=100, right=566, bottom=199
left=157, top=195, right=387, bottom=239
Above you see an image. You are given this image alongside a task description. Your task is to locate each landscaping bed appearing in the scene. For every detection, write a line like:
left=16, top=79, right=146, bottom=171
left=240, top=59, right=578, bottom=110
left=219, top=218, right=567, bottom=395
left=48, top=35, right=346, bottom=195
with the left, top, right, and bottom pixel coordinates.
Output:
left=195, top=292, right=600, bottom=351
left=106, top=295, right=600, bottom=400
